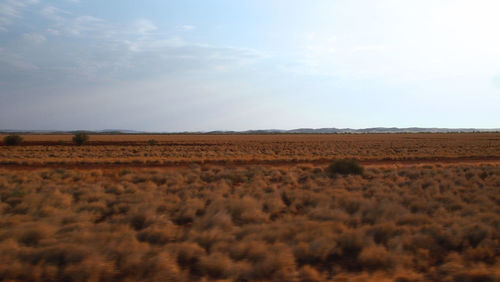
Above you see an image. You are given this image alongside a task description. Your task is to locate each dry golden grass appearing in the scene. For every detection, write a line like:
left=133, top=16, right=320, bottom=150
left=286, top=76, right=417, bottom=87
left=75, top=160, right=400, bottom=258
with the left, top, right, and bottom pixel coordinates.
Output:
left=0, top=133, right=498, bottom=165
left=0, top=164, right=499, bottom=281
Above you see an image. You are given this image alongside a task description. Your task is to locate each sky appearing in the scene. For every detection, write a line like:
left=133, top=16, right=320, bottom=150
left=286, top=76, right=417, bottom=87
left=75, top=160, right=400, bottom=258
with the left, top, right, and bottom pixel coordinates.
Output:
left=1, top=0, right=499, bottom=131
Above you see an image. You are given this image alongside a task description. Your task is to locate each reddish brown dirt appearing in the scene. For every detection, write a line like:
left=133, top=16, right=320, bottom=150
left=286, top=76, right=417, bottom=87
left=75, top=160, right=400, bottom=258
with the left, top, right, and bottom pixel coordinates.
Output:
left=0, top=156, right=498, bottom=171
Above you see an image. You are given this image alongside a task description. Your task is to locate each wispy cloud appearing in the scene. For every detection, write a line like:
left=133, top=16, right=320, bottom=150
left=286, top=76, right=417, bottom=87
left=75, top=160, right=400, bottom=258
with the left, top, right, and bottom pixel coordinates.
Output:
left=40, top=5, right=68, bottom=18
left=67, top=16, right=112, bottom=36
left=0, top=48, right=39, bottom=70
left=40, top=6, right=114, bottom=39
left=22, top=32, right=46, bottom=44
left=1, top=2, right=264, bottom=85
left=132, top=19, right=157, bottom=35
left=352, top=44, right=387, bottom=52
left=179, top=25, right=196, bottom=31
left=0, top=0, right=39, bottom=31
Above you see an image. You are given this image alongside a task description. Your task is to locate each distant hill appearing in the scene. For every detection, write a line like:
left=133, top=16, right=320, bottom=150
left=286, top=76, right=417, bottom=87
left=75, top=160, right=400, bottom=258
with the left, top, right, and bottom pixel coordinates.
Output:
left=281, top=127, right=499, bottom=134
left=1, top=127, right=498, bottom=134
left=206, top=127, right=498, bottom=134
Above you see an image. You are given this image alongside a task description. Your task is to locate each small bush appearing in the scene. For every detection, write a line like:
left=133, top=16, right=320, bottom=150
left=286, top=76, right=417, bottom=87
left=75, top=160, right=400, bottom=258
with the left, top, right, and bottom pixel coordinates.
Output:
left=337, top=231, right=365, bottom=258
left=72, top=133, right=89, bottom=146
left=199, top=252, right=232, bottom=279
left=358, top=245, right=394, bottom=271
left=454, top=269, right=497, bottom=282
left=148, top=139, right=158, bottom=146
left=129, top=212, right=152, bottom=230
left=18, top=228, right=47, bottom=247
left=3, top=135, right=22, bottom=146
left=176, top=242, right=206, bottom=274
left=137, top=227, right=175, bottom=245
left=298, top=265, right=323, bottom=282
left=327, top=159, right=364, bottom=177
left=462, top=223, right=489, bottom=248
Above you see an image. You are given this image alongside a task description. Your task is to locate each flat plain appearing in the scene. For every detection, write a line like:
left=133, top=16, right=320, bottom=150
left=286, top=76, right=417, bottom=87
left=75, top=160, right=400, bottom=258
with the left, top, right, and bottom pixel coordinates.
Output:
left=0, top=133, right=498, bottom=166
left=0, top=133, right=499, bottom=281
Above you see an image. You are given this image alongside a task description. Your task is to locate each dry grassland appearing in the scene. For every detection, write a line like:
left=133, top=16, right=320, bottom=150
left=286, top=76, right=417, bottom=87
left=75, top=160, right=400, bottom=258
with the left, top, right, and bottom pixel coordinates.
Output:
left=0, top=133, right=498, bottom=166
left=0, top=164, right=499, bottom=281
left=0, top=134, right=499, bottom=281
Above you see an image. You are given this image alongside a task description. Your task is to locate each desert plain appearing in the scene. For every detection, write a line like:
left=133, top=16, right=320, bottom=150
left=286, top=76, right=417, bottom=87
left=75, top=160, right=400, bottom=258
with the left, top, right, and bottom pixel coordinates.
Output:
left=0, top=133, right=499, bottom=281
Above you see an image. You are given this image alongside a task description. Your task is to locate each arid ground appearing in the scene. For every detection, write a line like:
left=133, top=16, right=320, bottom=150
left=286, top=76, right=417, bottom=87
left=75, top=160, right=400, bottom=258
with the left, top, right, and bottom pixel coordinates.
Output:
left=0, top=133, right=499, bottom=281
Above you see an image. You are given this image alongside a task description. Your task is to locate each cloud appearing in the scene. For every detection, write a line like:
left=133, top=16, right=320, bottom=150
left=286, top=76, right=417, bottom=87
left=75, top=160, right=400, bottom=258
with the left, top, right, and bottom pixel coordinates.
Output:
left=67, top=16, right=112, bottom=36
left=40, top=6, right=114, bottom=39
left=0, top=0, right=39, bottom=31
left=179, top=25, right=196, bottom=31
left=0, top=0, right=25, bottom=18
left=0, top=2, right=264, bottom=88
left=0, top=48, right=39, bottom=70
left=46, top=28, right=60, bottom=35
left=40, top=5, right=68, bottom=17
left=132, top=19, right=157, bottom=35
left=302, top=33, right=337, bottom=68
left=125, top=37, right=186, bottom=52
left=353, top=44, right=387, bottom=52
left=40, top=5, right=70, bottom=22
left=22, top=32, right=46, bottom=44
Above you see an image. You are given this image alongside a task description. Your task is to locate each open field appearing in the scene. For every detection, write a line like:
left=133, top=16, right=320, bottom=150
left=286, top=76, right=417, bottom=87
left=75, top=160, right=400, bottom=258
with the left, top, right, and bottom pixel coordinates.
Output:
left=0, top=134, right=499, bottom=281
left=0, top=133, right=499, bottom=166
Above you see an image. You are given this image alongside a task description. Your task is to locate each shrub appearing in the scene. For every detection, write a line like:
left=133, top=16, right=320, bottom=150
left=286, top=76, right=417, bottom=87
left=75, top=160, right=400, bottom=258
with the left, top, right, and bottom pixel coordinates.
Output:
left=358, top=245, right=394, bottom=271
left=298, top=265, right=323, bottom=282
left=454, top=269, right=497, bottom=282
left=327, top=159, right=364, bottom=177
left=250, top=245, right=296, bottom=280
left=175, top=242, right=206, bottom=274
left=3, top=135, right=22, bottom=146
left=140, top=253, right=182, bottom=281
left=129, top=212, right=152, bottom=230
left=148, top=139, right=158, bottom=146
left=337, top=231, right=365, bottom=258
left=136, top=227, right=176, bottom=245
left=24, top=244, right=89, bottom=266
left=230, top=241, right=268, bottom=262
left=199, top=252, right=232, bottom=279
left=72, top=132, right=89, bottom=146
left=462, top=223, right=490, bottom=248
left=368, top=223, right=403, bottom=245
left=335, top=230, right=366, bottom=271
left=18, top=228, right=48, bottom=246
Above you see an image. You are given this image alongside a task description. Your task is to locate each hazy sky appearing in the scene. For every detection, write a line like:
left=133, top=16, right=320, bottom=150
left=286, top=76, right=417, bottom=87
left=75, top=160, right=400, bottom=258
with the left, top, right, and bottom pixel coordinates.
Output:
left=1, top=0, right=499, bottom=131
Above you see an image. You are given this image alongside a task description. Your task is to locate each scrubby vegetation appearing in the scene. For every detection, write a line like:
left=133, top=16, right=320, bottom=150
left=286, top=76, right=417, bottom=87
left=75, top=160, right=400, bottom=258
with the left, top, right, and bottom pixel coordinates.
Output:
left=72, top=133, right=89, bottom=146
left=0, top=133, right=497, bottom=165
left=0, top=164, right=498, bottom=281
left=2, top=134, right=22, bottom=146
left=327, top=159, right=364, bottom=177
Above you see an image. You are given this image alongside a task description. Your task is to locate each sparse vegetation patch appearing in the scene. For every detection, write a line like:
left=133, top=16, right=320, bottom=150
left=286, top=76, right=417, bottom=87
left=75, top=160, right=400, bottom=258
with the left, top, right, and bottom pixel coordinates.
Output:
left=2, top=134, right=22, bottom=146
left=72, top=132, right=89, bottom=146
left=327, top=159, right=364, bottom=177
